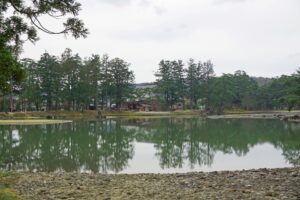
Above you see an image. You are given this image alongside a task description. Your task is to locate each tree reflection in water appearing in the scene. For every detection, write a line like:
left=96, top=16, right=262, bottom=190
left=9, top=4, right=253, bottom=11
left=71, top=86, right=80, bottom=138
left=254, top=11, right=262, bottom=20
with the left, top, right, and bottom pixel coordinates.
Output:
left=0, top=118, right=299, bottom=173
left=0, top=120, right=135, bottom=173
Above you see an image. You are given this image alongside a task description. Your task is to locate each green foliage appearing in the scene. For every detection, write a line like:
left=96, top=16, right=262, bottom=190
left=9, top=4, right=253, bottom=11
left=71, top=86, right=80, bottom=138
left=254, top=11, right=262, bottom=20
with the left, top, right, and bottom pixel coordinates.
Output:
left=207, top=74, right=235, bottom=113
left=109, top=58, right=135, bottom=108
left=186, top=59, right=215, bottom=109
left=14, top=50, right=135, bottom=111
left=60, top=49, right=82, bottom=110
left=186, top=59, right=199, bottom=108
left=0, top=0, right=88, bottom=97
left=0, top=0, right=88, bottom=51
left=38, top=53, right=62, bottom=110
left=206, top=71, right=259, bottom=114
left=2, top=49, right=300, bottom=113
left=155, top=60, right=186, bottom=110
left=256, top=74, right=299, bottom=110
left=155, top=60, right=175, bottom=109
left=281, top=71, right=300, bottom=111
left=0, top=38, right=24, bottom=95
left=19, top=58, right=42, bottom=110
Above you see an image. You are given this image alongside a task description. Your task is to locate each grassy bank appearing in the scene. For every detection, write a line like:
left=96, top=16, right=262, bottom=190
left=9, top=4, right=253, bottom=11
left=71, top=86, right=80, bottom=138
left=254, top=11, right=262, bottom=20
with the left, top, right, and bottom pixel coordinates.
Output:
left=0, top=110, right=202, bottom=120
left=0, top=172, right=21, bottom=200
left=1, top=110, right=299, bottom=122
left=0, top=119, right=72, bottom=125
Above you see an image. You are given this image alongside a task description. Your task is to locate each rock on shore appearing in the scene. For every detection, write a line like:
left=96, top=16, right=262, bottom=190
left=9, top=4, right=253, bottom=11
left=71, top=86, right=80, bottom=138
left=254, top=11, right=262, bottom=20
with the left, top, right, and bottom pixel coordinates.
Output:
left=13, top=167, right=300, bottom=200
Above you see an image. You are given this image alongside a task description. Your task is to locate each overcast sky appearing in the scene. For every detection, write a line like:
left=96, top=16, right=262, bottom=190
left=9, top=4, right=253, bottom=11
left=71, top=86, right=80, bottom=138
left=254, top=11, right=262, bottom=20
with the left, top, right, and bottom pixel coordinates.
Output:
left=22, top=0, right=300, bottom=83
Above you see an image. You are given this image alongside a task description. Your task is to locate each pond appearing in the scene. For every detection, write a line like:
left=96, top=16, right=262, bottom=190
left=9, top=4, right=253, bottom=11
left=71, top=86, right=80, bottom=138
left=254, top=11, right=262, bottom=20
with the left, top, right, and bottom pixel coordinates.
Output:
left=0, top=118, right=299, bottom=173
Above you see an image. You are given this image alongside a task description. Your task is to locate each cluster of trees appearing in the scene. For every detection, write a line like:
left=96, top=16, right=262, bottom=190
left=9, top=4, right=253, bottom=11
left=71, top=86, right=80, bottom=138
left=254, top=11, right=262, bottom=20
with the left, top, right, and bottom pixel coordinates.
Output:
left=0, top=0, right=90, bottom=112
left=0, top=49, right=134, bottom=111
left=1, top=56, right=299, bottom=113
left=155, top=59, right=215, bottom=110
left=209, top=70, right=300, bottom=113
left=256, top=75, right=300, bottom=111
left=0, top=0, right=88, bottom=96
left=155, top=59, right=300, bottom=113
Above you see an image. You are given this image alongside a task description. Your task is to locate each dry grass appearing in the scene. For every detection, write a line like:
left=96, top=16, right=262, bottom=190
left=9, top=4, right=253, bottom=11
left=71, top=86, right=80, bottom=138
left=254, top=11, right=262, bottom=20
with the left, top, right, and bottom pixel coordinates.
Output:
left=0, top=119, right=72, bottom=125
left=0, top=110, right=202, bottom=120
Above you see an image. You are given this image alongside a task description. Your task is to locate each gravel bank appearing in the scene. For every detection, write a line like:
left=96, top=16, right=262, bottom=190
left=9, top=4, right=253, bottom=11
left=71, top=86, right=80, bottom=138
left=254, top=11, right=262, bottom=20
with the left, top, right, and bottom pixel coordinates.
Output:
left=208, top=111, right=300, bottom=123
left=13, top=167, right=300, bottom=200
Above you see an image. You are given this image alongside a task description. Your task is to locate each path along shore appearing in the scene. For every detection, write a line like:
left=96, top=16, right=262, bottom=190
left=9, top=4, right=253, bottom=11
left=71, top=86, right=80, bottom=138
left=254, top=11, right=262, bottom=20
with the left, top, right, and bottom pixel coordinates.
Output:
left=7, top=167, right=300, bottom=200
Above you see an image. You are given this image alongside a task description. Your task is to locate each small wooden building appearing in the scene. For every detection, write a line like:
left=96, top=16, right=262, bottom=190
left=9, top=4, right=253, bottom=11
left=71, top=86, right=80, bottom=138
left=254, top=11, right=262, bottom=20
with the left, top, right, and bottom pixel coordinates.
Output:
left=121, top=100, right=157, bottom=111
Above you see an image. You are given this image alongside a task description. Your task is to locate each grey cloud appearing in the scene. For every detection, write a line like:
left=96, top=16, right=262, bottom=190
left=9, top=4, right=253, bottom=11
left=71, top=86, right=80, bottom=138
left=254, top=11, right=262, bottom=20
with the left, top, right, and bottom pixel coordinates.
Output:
left=96, top=0, right=152, bottom=7
left=213, top=0, right=247, bottom=4
left=138, top=0, right=151, bottom=7
left=288, top=53, right=300, bottom=59
left=23, top=0, right=300, bottom=82
left=137, top=0, right=166, bottom=15
left=154, top=6, right=166, bottom=15
left=95, top=0, right=166, bottom=15
left=96, top=0, right=132, bottom=6
left=109, top=20, right=189, bottom=42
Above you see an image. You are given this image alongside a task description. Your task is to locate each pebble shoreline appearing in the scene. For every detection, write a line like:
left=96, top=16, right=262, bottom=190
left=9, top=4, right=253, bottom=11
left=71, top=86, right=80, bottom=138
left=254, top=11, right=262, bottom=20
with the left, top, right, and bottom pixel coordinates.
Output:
left=13, top=167, right=300, bottom=200
left=207, top=112, right=300, bottom=123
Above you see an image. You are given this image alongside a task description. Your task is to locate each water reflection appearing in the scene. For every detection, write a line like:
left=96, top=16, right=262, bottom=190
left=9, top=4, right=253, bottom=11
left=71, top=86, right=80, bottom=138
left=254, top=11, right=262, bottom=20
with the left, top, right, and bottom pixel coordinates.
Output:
left=0, top=118, right=299, bottom=173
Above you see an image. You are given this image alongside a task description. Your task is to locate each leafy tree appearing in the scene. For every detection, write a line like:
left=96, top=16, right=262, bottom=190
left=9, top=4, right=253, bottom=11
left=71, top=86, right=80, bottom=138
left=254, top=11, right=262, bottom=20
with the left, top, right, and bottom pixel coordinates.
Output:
left=281, top=70, right=300, bottom=111
left=155, top=60, right=185, bottom=110
left=1, top=0, right=88, bottom=50
left=99, top=54, right=112, bottom=110
left=87, top=55, right=101, bottom=109
left=206, top=71, right=258, bottom=113
left=185, top=59, right=215, bottom=109
left=109, top=58, right=135, bottom=109
left=155, top=60, right=173, bottom=110
left=0, top=0, right=88, bottom=98
left=60, top=48, right=82, bottom=110
left=207, top=74, right=236, bottom=114
left=0, top=37, right=25, bottom=111
left=186, top=59, right=199, bottom=109
left=232, top=70, right=258, bottom=109
left=19, top=58, right=42, bottom=110
left=171, top=60, right=185, bottom=107
left=38, top=53, right=61, bottom=110
left=257, top=75, right=292, bottom=110
left=0, top=38, right=24, bottom=95
left=196, top=60, right=215, bottom=108
left=199, top=60, right=215, bottom=82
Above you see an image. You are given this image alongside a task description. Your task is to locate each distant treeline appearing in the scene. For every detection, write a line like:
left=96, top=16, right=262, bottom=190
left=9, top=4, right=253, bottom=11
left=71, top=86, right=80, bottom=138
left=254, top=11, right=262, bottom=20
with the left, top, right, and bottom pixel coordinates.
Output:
left=154, top=59, right=300, bottom=113
left=0, top=50, right=299, bottom=113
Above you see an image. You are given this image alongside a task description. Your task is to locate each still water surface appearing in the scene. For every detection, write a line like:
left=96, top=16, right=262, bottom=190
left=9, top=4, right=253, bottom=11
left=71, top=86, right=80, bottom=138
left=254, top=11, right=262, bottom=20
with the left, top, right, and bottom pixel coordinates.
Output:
left=0, top=118, right=299, bottom=173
